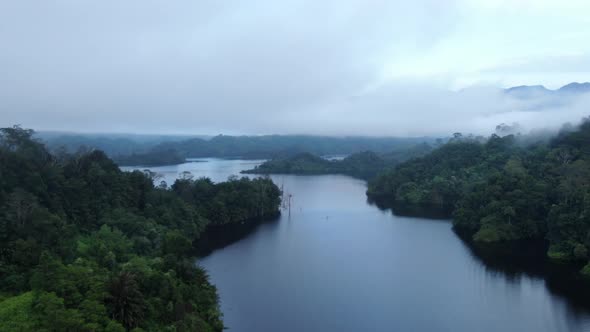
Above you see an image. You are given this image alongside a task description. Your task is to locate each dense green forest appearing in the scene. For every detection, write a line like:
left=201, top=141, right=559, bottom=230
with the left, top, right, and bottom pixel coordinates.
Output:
left=0, top=126, right=281, bottom=331
left=367, top=119, right=590, bottom=274
left=242, top=144, right=433, bottom=180
left=41, top=133, right=437, bottom=166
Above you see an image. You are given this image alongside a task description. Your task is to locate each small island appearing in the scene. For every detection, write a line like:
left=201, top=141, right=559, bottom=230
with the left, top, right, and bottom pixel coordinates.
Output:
left=242, top=144, right=434, bottom=180
left=242, top=151, right=387, bottom=179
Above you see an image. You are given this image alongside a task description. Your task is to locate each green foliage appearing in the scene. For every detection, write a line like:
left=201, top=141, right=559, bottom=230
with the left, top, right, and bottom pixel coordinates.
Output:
left=548, top=246, right=573, bottom=262
left=473, top=224, right=517, bottom=243
left=368, top=138, right=486, bottom=212
left=367, top=118, right=590, bottom=273
left=0, top=126, right=282, bottom=331
left=574, top=243, right=589, bottom=260
left=0, top=292, right=36, bottom=331
left=171, top=176, right=282, bottom=225
left=105, top=320, right=127, bottom=332
left=580, top=263, right=590, bottom=278
left=32, top=291, right=86, bottom=331
left=243, top=147, right=432, bottom=180
left=107, top=272, right=145, bottom=330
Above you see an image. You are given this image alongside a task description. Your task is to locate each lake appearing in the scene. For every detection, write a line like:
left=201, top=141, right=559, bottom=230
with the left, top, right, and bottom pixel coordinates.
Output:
left=126, top=159, right=590, bottom=332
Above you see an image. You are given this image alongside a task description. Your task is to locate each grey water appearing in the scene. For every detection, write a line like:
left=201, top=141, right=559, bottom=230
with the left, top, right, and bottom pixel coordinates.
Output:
left=127, top=159, right=590, bottom=332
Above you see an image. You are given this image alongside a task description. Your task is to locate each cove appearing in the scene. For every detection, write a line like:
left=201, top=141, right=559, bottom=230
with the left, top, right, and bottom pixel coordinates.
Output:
left=128, top=159, right=590, bottom=332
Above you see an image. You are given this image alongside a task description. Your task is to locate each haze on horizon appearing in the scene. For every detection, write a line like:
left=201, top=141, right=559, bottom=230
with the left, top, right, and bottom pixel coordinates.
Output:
left=1, top=0, right=590, bottom=137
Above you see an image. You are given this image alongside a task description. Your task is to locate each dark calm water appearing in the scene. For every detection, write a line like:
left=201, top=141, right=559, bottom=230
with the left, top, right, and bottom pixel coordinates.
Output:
left=126, top=159, right=590, bottom=332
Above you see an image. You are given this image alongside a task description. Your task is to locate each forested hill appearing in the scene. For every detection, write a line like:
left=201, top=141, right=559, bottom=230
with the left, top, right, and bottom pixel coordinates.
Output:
left=367, top=118, right=590, bottom=274
left=0, top=126, right=281, bottom=331
left=242, top=152, right=387, bottom=179
left=242, top=144, right=434, bottom=180
left=153, top=135, right=434, bottom=159
left=41, top=134, right=437, bottom=166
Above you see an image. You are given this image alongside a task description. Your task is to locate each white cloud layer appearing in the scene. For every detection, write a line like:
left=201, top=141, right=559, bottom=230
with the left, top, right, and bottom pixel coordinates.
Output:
left=0, top=0, right=589, bottom=136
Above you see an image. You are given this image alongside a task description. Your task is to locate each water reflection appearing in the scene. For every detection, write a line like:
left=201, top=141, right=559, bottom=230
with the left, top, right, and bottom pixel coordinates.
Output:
left=366, top=196, right=452, bottom=219
left=373, top=199, right=590, bottom=322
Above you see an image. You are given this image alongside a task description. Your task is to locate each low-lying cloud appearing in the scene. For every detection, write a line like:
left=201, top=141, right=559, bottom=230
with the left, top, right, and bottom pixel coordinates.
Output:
left=262, top=83, right=590, bottom=137
left=1, top=1, right=589, bottom=137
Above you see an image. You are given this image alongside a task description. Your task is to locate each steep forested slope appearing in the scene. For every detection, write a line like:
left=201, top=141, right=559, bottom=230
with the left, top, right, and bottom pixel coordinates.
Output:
left=368, top=119, right=590, bottom=273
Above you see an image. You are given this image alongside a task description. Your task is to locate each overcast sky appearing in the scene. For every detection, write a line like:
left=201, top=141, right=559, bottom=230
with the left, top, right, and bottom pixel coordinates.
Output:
left=1, top=0, right=589, bottom=136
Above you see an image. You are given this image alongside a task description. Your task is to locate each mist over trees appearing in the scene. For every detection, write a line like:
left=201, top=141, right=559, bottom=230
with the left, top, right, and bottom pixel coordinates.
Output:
left=41, top=133, right=437, bottom=167
left=367, top=117, right=590, bottom=274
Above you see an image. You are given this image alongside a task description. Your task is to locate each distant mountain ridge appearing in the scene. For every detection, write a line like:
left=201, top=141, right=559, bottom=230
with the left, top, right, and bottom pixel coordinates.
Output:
left=505, top=82, right=590, bottom=98
left=559, top=82, right=590, bottom=93
left=39, top=131, right=439, bottom=166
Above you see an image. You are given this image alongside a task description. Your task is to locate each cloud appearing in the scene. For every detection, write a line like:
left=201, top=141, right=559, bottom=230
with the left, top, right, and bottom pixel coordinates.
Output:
left=0, top=1, right=463, bottom=133
left=263, top=82, right=590, bottom=137
left=0, top=1, right=589, bottom=136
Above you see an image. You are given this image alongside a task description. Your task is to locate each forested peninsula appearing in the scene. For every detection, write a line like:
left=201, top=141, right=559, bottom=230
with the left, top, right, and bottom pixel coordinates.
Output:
left=368, top=118, right=590, bottom=274
left=242, top=144, right=433, bottom=180
left=242, top=151, right=387, bottom=179
left=0, top=126, right=281, bottom=331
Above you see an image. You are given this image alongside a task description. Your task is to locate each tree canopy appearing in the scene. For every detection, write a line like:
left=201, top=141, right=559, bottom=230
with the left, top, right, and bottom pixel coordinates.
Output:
left=0, top=126, right=281, bottom=331
left=367, top=118, right=590, bottom=274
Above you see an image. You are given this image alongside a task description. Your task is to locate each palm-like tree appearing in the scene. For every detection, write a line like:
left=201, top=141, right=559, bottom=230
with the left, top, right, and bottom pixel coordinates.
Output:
left=107, top=271, right=145, bottom=330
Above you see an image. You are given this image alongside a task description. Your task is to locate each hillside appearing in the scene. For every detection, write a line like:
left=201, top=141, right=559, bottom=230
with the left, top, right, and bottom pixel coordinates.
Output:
left=0, top=126, right=281, bottom=331
left=367, top=117, right=590, bottom=274
left=243, top=144, right=433, bottom=180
